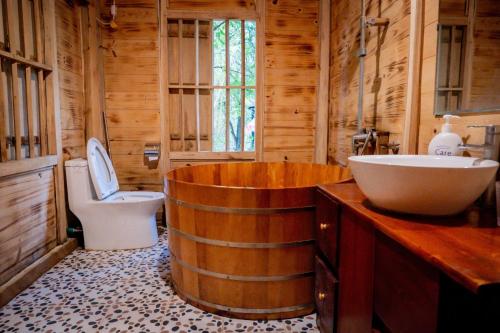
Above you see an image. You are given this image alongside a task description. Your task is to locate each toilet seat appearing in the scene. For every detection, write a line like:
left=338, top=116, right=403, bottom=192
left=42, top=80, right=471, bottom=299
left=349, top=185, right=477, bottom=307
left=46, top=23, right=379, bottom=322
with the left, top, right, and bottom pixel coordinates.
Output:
left=87, top=138, right=119, bottom=200
left=104, top=191, right=165, bottom=203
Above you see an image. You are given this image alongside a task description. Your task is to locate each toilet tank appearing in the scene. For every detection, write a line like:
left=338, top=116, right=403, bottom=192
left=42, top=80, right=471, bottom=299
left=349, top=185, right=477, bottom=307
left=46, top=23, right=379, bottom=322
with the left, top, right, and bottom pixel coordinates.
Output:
left=65, top=159, right=96, bottom=212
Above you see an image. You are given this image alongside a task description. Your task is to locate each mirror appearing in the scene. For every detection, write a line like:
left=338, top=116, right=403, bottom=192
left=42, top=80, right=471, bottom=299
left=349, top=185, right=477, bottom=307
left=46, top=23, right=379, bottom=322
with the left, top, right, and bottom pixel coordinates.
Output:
left=434, top=0, right=500, bottom=115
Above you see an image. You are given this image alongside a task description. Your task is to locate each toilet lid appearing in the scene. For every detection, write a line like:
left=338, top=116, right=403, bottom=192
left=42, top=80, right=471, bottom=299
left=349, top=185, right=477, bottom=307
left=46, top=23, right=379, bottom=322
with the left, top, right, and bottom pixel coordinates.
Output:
left=87, top=138, right=119, bottom=200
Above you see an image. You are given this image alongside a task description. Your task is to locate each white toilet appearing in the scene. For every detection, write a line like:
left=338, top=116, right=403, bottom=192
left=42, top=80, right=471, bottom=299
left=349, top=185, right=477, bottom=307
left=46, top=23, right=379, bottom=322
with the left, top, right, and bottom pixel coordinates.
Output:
left=65, top=138, right=164, bottom=250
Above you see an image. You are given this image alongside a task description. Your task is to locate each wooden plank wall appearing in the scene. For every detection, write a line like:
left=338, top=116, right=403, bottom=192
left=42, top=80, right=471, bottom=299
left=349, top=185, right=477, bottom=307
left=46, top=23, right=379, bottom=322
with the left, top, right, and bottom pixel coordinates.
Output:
left=328, top=0, right=411, bottom=165
left=263, top=0, right=320, bottom=162
left=0, top=169, right=57, bottom=286
left=100, top=0, right=162, bottom=192
left=417, top=0, right=500, bottom=153
left=55, top=0, right=86, bottom=160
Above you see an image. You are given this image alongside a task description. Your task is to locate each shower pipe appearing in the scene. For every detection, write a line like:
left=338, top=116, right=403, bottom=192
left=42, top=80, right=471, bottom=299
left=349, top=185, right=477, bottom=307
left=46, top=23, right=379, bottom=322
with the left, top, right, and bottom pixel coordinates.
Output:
left=357, top=0, right=390, bottom=134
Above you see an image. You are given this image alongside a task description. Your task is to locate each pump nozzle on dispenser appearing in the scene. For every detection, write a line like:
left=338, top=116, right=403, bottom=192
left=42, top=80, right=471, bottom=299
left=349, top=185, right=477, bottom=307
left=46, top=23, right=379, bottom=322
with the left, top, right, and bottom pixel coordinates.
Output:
left=428, top=114, right=463, bottom=156
left=441, top=114, right=461, bottom=133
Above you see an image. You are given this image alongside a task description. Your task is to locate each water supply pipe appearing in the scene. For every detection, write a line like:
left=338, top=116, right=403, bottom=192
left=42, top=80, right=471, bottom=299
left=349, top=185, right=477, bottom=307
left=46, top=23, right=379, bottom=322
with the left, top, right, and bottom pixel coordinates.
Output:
left=356, top=0, right=390, bottom=135
left=357, top=0, right=367, bottom=134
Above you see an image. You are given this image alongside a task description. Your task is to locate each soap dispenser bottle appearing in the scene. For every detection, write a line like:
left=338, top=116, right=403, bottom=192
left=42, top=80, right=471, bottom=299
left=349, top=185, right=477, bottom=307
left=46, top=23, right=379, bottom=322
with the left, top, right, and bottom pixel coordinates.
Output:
left=428, top=115, right=463, bottom=156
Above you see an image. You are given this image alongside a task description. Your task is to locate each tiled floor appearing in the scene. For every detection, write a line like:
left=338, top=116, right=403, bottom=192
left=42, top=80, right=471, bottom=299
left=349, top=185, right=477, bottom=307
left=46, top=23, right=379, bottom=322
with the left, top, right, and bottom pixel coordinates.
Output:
left=0, top=228, right=319, bottom=333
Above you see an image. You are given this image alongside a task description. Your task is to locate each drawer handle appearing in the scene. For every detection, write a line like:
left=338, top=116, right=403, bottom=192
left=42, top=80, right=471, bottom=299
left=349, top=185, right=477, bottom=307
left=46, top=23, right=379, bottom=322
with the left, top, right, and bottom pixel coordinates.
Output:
left=318, top=292, right=326, bottom=301
left=320, top=223, right=329, bottom=230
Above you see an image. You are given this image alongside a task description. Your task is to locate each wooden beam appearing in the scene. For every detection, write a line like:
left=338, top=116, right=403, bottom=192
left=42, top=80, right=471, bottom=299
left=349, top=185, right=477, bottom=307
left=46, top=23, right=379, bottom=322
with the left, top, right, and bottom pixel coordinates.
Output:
left=164, top=9, right=258, bottom=21
left=167, top=84, right=256, bottom=89
left=5, top=0, right=22, bottom=160
left=209, top=20, right=213, bottom=151
left=21, top=0, right=34, bottom=157
left=255, top=0, right=265, bottom=161
left=10, top=61, right=21, bottom=160
left=0, top=154, right=57, bottom=178
left=160, top=0, right=171, bottom=176
left=0, top=50, right=52, bottom=71
left=25, top=66, right=35, bottom=157
left=0, top=238, right=78, bottom=307
left=0, top=62, right=7, bottom=161
left=195, top=19, right=200, bottom=152
left=402, top=0, right=424, bottom=154
left=37, top=71, right=47, bottom=156
left=33, top=0, right=47, bottom=156
left=43, top=0, right=67, bottom=244
left=169, top=151, right=255, bottom=161
left=315, top=0, right=331, bottom=164
left=21, top=0, right=35, bottom=158
left=81, top=0, right=105, bottom=144
left=33, top=0, right=44, bottom=63
left=179, top=19, right=184, bottom=151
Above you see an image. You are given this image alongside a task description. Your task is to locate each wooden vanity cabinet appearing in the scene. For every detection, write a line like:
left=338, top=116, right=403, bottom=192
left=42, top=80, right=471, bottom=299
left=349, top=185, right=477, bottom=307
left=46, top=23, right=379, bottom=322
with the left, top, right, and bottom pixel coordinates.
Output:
left=315, top=256, right=338, bottom=333
left=373, top=233, right=440, bottom=333
left=314, top=185, right=500, bottom=333
left=315, top=191, right=340, bottom=270
left=315, top=190, right=374, bottom=333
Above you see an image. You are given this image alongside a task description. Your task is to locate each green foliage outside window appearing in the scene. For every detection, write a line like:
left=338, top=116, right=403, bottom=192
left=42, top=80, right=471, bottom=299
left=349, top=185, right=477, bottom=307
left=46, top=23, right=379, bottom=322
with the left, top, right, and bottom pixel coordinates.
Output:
left=212, top=20, right=256, bottom=152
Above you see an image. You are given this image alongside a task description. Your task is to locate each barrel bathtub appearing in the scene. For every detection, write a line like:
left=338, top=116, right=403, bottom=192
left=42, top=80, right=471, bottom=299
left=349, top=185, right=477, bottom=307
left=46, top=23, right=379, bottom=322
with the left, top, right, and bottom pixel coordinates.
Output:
left=165, top=162, right=351, bottom=319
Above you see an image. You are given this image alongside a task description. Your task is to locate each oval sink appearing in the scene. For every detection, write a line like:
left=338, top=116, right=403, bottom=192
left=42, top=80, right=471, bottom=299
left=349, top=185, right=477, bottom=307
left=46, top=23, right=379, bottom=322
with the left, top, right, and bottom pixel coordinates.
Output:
left=348, top=155, right=499, bottom=215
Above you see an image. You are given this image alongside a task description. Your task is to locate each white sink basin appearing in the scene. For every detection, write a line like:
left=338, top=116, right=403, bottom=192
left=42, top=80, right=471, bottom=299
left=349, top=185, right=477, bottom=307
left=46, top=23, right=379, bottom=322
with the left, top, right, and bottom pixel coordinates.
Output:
left=348, top=155, right=499, bottom=215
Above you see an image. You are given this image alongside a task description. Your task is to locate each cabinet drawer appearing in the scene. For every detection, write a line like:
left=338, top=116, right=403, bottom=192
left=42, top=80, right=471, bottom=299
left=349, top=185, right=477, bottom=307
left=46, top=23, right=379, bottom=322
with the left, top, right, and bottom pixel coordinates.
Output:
left=374, top=234, right=440, bottom=333
left=315, top=256, right=338, bottom=333
left=316, top=190, right=340, bottom=269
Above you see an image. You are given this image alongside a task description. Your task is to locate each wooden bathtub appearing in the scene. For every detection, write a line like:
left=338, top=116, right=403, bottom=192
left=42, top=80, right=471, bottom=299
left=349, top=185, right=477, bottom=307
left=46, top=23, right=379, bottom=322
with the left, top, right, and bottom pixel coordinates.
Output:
left=165, top=162, right=351, bottom=319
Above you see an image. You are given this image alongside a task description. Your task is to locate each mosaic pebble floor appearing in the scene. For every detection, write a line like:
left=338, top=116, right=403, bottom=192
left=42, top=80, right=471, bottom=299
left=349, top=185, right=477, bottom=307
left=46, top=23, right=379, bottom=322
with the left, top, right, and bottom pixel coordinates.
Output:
left=0, top=228, right=319, bottom=333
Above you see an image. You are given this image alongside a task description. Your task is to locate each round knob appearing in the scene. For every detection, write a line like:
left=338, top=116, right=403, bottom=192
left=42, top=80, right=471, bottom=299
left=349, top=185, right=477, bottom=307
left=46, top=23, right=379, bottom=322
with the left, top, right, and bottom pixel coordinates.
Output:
left=318, top=292, right=326, bottom=301
left=320, top=223, right=329, bottom=230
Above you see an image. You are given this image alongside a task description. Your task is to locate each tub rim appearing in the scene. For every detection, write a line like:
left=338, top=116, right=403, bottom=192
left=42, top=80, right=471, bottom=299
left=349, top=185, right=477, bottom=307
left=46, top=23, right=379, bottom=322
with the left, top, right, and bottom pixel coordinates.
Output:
left=165, top=161, right=352, bottom=191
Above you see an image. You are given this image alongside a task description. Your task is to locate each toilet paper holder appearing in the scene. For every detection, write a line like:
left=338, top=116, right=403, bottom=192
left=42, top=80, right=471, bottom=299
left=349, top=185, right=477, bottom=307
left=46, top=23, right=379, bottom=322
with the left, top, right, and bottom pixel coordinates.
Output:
left=144, top=143, right=160, bottom=169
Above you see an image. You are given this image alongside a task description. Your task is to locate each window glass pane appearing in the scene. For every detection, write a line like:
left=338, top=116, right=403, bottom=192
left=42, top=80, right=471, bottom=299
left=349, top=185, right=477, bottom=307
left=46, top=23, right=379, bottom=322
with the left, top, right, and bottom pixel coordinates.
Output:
left=212, top=88, right=226, bottom=151
left=245, top=21, right=256, bottom=86
left=244, top=89, right=255, bottom=151
left=228, top=20, right=241, bottom=86
left=228, top=88, right=241, bottom=151
left=212, top=20, right=226, bottom=86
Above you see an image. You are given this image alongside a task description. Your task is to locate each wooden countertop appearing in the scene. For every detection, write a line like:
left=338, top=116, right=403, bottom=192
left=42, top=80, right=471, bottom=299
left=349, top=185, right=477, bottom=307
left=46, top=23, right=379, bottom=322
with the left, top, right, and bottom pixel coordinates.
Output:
left=318, top=183, right=500, bottom=294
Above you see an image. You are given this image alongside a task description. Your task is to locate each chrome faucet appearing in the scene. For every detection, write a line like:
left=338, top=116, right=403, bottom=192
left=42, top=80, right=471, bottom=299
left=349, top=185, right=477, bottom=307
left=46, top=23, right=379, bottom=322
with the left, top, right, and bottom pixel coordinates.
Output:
left=458, top=125, right=500, bottom=206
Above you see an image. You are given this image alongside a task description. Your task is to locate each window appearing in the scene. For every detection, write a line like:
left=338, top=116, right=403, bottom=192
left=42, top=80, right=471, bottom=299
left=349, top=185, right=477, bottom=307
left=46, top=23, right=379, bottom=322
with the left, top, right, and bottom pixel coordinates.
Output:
left=167, top=19, right=257, bottom=153
left=0, top=0, right=50, bottom=161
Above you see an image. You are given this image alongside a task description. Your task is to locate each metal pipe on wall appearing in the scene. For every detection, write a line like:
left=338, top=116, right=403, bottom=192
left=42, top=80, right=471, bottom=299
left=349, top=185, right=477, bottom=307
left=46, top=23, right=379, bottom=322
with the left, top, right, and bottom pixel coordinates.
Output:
left=357, top=0, right=367, bottom=134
